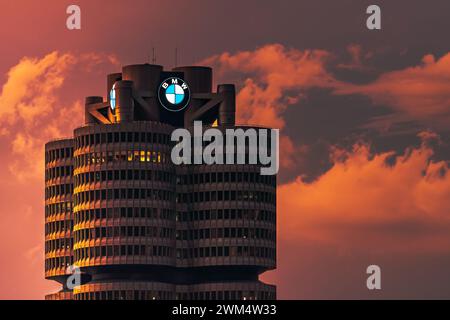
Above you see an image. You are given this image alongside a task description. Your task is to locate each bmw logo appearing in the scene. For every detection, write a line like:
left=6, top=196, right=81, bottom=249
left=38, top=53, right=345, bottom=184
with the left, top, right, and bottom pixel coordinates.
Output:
left=158, top=77, right=190, bottom=112
left=109, top=83, right=116, bottom=112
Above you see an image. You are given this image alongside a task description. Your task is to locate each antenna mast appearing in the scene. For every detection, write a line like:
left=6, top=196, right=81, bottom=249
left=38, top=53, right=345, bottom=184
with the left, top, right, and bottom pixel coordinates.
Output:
left=175, top=47, right=178, bottom=67
left=152, top=47, right=156, bottom=64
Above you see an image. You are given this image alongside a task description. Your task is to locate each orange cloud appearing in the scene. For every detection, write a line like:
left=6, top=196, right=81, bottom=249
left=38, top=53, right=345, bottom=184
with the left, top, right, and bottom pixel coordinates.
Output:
left=205, top=45, right=450, bottom=132
left=261, top=132, right=450, bottom=298
left=0, top=51, right=119, bottom=299
left=346, top=44, right=363, bottom=66
left=0, top=52, right=74, bottom=124
left=202, top=44, right=341, bottom=171
left=337, top=44, right=372, bottom=71
left=203, top=44, right=338, bottom=129
left=335, top=53, right=450, bottom=126
left=278, top=133, right=450, bottom=254
left=0, top=51, right=118, bottom=180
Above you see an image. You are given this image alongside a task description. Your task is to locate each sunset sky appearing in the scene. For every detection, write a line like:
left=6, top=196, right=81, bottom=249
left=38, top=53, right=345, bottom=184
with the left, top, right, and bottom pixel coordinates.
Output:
left=0, top=0, right=449, bottom=299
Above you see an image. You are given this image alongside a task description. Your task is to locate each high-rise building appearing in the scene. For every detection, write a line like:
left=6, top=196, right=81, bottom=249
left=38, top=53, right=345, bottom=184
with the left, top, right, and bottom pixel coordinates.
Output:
left=44, top=64, right=277, bottom=300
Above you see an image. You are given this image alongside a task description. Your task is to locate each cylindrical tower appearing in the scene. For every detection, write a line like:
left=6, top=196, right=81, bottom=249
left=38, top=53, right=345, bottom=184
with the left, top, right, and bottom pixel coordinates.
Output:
left=122, top=64, right=163, bottom=121
left=172, top=66, right=212, bottom=94
left=45, top=63, right=277, bottom=300
left=218, top=84, right=236, bottom=127
left=44, top=138, right=74, bottom=300
left=113, top=80, right=135, bottom=123
left=173, top=66, right=214, bottom=127
left=85, top=96, right=103, bottom=125
left=175, top=125, right=276, bottom=300
left=72, top=121, right=177, bottom=300
left=122, top=64, right=163, bottom=92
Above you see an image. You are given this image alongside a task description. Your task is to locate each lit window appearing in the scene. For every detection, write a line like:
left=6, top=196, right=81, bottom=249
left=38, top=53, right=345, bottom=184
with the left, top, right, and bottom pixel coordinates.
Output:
left=127, top=151, right=133, bottom=162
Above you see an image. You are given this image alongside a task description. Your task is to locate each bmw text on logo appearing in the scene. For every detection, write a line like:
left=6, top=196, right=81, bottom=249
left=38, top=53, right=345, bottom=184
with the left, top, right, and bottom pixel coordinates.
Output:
left=158, top=77, right=191, bottom=112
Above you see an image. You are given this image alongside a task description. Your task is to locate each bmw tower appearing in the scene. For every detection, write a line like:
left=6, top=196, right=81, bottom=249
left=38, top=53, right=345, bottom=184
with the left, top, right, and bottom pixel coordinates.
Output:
left=44, top=64, right=277, bottom=300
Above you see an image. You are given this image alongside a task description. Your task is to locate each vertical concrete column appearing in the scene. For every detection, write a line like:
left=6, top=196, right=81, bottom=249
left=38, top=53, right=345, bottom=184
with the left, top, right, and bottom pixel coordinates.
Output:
left=218, top=84, right=236, bottom=126
left=85, top=96, right=103, bottom=125
left=114, top=80, right=134, bottom=123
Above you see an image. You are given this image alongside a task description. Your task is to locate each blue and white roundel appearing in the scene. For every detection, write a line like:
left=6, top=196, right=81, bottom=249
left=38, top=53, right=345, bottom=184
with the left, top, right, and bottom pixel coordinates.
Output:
left=158, top=77, right=190, bottom=112
left=165, top=84, right=185, bottom=105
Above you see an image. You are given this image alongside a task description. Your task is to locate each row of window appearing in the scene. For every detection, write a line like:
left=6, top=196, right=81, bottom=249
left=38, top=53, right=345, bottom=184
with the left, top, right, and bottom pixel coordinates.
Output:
left=48, top=208, right=275, bottom=224
left=75, top=150, right=273, bottom=169
left=74, top=170, right=274, bottom=186
left=74, top=188, right=174, bottom=205
left=75, top=207, right=175, bottom=223
left=72, top=226, right=274, bottom=242
left=176, top=227, right=275, bottom=241
left=45, top=184, right=73, bottom=199
left=45, top=206, right=274, bottom=224
left=177, top=190, right=276, bottom=204
left=47, top=189, right=275, bottom=208
left=176, top=246, right=275, bottom=259
left=75, top=131, right=170, bottom=148
left=45, top=220, right=73, bottom=234
left=45, top=238, right=73, bottom=253
left=74, top=290, right=274, bottom=300
left=75, top=150, right=167, bottom=167
left=75, top=290, right=173, bottom=300
left=45, top=166, right=73, bottom=180
left=75, top=169, right=173, bottom=185
left=45, top=201, right=73, bottom=217
left=74, top=245, right=173, bottom=260
left=178, top=171, right=275, bottom=186
left=72, top=245, right=275, bottom=260
left=47, top=247, right=276, bottom=271
left=74, top=226, right=174, bottom=242
left=45, top=256, right=73, bottom=270
left=48, top=181, right=274, bottom=206
left=177, top=290, right=274, bottom=300
left=46, top=209, right=275, bottom=236
left=177, top=209, right=275, bottom=223
left=45, top=166, right=275, bottom=187
left=45, top=147, right=73, bottom=163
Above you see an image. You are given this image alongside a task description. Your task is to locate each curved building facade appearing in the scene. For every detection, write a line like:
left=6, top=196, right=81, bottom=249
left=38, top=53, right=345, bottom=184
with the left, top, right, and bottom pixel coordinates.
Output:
left=176, top=163, right=276, bottom=270
left=44, top=63, right=277, bottom=300
left=72, top=122, right=177, bottom=300
left=44, top=139, right=74, bottom=300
